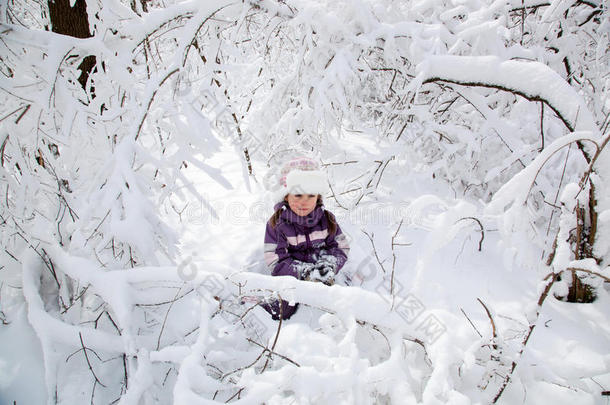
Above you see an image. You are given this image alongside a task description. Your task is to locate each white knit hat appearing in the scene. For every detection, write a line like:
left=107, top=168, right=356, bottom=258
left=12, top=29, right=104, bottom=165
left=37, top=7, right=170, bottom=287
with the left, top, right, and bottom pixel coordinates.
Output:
left=276, top=157, right=328, bottom=201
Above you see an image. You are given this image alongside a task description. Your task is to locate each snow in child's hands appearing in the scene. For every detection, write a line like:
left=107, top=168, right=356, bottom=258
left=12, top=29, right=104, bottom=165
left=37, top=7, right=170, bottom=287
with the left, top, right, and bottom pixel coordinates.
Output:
left=310, top=254, right=338, bottom=285
left=292, top=260, right=315, bottom=279
left=315, top=254, right=337, bottom=271
left=308, top=267, right=335, bottom=285
left=292, top=255, right=336, bottom=285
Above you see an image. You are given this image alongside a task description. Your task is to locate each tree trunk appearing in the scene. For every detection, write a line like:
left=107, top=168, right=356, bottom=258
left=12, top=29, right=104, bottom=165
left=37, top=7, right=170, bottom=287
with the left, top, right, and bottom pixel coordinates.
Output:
left=47, top=0, right=96, bottom=90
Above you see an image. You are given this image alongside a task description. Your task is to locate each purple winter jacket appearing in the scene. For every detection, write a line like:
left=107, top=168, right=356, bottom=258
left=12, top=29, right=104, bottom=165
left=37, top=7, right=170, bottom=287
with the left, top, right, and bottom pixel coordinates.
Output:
left=264, top=202, right=349, bottom=279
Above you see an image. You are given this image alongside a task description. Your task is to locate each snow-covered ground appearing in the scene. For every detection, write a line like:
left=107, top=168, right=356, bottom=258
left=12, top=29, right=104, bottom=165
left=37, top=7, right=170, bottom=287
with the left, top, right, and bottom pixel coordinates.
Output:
left=1, top=134, right=609, bottom=404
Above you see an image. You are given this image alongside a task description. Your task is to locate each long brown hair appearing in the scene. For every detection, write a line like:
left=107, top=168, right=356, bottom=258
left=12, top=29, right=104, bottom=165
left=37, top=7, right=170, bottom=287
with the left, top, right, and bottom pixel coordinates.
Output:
left=270, top=195, right=337, bottom=236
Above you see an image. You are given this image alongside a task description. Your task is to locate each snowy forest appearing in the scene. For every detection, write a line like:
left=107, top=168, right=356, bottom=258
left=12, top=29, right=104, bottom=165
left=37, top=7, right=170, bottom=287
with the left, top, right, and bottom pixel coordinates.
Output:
left=0, top=0, right=609, bottom=403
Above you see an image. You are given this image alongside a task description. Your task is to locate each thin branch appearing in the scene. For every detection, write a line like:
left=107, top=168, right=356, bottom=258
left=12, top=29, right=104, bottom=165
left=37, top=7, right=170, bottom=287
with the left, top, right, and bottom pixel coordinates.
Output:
left=182, top=5, right=234, bottom=67
left=477, top=298, right=497, bottom=339
left=539, top=102, right=545, bottom=151
left=362, top=230, right=387, bottom=273
left=262, top=293, right=283, bottom=372
left=565, top=267, right=610, bottom=283
left=156, top=286, right=183, bottom=350
left=78, top=332, right=106, bottom=388
left=225, top=387, right=244, bottom=403
left=135, top=68, right=179, bottom=141
left=424, top=77, right=581, bottom=135
left=390, top=219, right=405, bottom=298
left=136, top=288, right=194, bottom=307
left=460, top=308, right=483, bottom=338
left=221, top=345, right=267, bottom=381
left=0, top=104, right=28, bottom=124
left=60, top=286, right=89, bottom=314
left=246, top=338, right=301, bottom=367
left=456, top=217, right=485, bottom=251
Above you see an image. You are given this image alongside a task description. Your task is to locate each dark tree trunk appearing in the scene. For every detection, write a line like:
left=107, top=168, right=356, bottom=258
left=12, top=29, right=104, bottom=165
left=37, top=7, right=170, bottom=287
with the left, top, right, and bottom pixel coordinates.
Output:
left=47, top=0, right=96, bottom=90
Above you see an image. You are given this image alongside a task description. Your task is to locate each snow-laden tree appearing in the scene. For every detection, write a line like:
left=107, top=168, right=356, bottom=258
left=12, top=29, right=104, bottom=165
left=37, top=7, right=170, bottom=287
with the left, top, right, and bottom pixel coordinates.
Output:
left=0, top=0, right=608, bottom=404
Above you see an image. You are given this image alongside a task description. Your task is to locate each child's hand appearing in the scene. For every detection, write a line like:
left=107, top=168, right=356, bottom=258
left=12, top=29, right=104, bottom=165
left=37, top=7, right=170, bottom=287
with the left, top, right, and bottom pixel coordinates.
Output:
left=315, top=254, right=337, bottom=269
left=294, top=261, right=315, bottom=280
left=308, top=263, right=335, bottom=286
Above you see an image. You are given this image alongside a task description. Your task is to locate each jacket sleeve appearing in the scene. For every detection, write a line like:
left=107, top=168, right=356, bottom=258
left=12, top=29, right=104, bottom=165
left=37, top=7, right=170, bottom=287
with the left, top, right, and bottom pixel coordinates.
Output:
left=324, top=221, right=349, bottom=272
left=264, top=221, right=299, bottom=278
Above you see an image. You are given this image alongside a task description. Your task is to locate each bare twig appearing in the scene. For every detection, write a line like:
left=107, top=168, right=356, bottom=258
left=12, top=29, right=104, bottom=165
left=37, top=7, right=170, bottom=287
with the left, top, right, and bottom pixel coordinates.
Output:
left=246, top=338, right=301, bottom=367
left=326, top=180, right=348, bottom=210
left=539, top=102, right=545, bottom=151
left=225, top=387, right=245, bottom=403
left=456, top=217, right=485, bottom=251
left=60, top=286, right=89, bottom=314
left=136, top=288, right=194, bottom=307
left=460, top=308, right=482, bottom=338
left=181, top=5, right=234, bottom=66
left=221, top=345, right=267, bottom=381
left=362, top=230, right=387, bottom=274
left=477, top=298, right=497, bottom=340
left=390, top=219, right=406, bottom=299
left=0, top=104, right=28, bottom=124
left=262, top=293, right=283, bottom=372
left=135, top=68, right=179, bottom=141
left=78, top=332, right=106, bottom=388
left=156, top=286, right=184, bottom=350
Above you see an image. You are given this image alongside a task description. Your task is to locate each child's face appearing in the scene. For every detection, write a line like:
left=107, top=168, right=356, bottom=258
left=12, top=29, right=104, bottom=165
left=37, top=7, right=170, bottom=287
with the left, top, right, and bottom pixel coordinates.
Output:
left=285, top=194, right=318, bottom=216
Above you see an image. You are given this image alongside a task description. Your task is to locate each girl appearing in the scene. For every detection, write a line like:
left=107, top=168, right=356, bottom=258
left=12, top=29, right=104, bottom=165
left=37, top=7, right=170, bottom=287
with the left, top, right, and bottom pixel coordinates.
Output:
left=263, top=157, right=350, bottom=320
